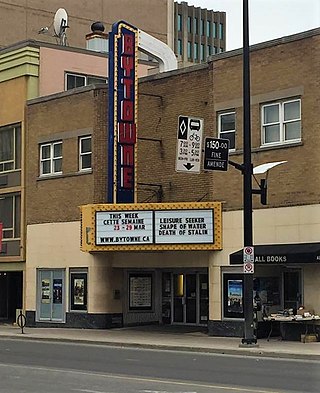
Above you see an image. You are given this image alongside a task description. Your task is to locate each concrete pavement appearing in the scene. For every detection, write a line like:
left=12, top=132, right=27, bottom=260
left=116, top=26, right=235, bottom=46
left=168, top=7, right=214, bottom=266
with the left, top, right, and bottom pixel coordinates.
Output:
left=0, top=323, right=319, bottom=360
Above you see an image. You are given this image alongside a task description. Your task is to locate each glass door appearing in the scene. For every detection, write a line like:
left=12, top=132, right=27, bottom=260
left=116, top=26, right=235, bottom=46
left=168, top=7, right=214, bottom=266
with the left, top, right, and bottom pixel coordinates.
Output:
left=38, top=269, right=65, bottom=322
left=171, top=272, right=208, bottom=325
left=173, top=273, right=184, bottom=323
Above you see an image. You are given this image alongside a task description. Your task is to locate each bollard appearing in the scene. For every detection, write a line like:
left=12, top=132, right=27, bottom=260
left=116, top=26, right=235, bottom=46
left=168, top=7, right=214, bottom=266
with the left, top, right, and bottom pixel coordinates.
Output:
left=17, top=310, right=26, bottom=334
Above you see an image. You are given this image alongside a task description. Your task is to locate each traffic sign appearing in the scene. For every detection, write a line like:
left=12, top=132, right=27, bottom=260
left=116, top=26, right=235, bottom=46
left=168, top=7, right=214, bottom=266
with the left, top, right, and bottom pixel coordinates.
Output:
left=176, top=116, right=203, bottom=173
left=204, top=137, right=229, bottom=171
left=243, top=246, right=254, bottom=274
left=243, top=261, right=254, bottom=274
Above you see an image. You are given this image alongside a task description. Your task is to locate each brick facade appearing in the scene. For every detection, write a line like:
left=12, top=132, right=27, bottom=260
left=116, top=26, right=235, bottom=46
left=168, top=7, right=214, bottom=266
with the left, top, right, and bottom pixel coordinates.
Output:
left=26, top=29, right=320, bottom=223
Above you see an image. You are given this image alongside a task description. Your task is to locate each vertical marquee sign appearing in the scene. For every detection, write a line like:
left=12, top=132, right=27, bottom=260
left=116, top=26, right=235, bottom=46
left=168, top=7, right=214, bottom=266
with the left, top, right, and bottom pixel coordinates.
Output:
left=108, top=21, right=138, bottom=203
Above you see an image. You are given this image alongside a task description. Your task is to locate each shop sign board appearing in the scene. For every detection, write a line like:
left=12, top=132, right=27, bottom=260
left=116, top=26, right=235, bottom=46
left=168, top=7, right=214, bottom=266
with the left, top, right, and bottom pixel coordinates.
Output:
left=204, top=137, right=230, bottom=171
left=96, top=209, right=214, bottom=245
left=96, top=210, right=153, bottom=245
left=108, top=21, right=138, bottom=204
left=154, top=209, right=214, bottom=244
left=176, top=116, right=204, bottom=173
left=81, top=202, right=222, bottom=252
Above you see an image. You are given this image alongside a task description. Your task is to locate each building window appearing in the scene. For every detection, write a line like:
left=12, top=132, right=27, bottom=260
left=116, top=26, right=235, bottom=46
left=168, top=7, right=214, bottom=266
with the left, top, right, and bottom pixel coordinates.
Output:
left=201, top=44, right=205, bottom=61
left=207, top=45, right=211, bottom=57
left=0, top=124, right=21, bottom=173
left=0, top=194, right=20, bottom=239
left=261, top=99, right=301, bottom=145
left=194, top=42, right=199, bottom=60
left=213, top=22, right=217, bottom=38
left=79, top=136, right=92, bottom=171
left=223, top=273, right=244, bottom=319
left=187, top=16, right=192, bottom=33
left=65, top=73, right=106, bottom=90
left=187, top=41, right=192, bottom=58
left=206, top=20, right=211, bottom=37
left=213, top=46, right=218, bottom=54
left=129, top=273, right=153, bottom=311
left=177, top=13, right=182, bottom=31
left=70, top=270, right=88, bottom=312
left=193, top=17, right=198, bottom=34
left=177, top=39, right=183, bottom=55
left=218, top=112, right=236, bottom=150
left=200, top=19, right=204, bottom=36
left=219, top=23, right=224, bottom=39
left=40, top=141, right=62, bottom=176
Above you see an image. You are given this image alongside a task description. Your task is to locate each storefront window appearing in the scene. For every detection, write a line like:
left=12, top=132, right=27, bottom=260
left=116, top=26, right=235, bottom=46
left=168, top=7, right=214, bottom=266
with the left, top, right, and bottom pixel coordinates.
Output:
left=223, top=273, right=244, bottom=319
left=70, top=270, right=88, bottom=312
left=253, top=276, right=280, bottom=307
left=129, top=273, right=153, bottom=311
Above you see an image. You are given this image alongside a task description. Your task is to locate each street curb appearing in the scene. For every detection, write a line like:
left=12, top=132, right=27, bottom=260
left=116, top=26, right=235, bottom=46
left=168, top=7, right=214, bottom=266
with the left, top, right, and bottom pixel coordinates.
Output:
left=1, top=334, right=319, bottom=361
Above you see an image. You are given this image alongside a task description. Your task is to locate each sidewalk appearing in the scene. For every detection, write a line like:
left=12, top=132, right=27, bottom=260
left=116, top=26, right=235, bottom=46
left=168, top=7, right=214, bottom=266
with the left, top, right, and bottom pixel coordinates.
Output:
left=0, top=323, right=319, bottom=360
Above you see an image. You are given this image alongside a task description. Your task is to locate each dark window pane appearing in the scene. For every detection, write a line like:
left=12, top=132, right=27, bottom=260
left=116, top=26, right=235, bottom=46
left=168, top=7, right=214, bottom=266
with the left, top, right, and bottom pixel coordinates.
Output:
left=81, top=154, right=91, bottom=169
left=81, top=138, right=91, bottom=153
left=14, top=195, right=21, bottom=237
left=0, top=196, right=13, bottom=228
left=0, top=127, right=13, bottom=162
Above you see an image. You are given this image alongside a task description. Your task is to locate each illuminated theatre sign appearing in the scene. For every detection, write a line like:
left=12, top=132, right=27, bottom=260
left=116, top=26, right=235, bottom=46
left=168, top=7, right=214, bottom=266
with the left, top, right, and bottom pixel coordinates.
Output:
left=108, top=21, right=138, bottom=204
left=80, top=202, right=222, bottom=252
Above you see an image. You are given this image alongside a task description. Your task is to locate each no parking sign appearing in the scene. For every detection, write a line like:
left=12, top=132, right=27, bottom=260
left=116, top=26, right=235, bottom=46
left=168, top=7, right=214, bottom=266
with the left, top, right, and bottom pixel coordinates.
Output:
left=243, top=246, right=254, bottom=274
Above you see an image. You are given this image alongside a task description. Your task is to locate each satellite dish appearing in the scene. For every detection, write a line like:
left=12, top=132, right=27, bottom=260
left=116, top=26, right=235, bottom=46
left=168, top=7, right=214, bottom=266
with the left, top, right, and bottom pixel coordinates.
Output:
left=53, top=8, right=69, bottom=45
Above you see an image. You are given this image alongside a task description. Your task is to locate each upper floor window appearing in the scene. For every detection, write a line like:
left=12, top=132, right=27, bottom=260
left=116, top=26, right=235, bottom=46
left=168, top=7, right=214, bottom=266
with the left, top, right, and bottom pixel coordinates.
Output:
left=187, top=16, right=192, bottom=33
left=177, top=14, right=182, bottom=31
left=187, top=41, right=192, bottom=58
left=177, top=39, right=183, bottom=55
left=79, top=136, right=92, bottom=171
left=194, top=42, right=199, bottom=60
left=213, top=22, right=217, bottom=38
left=194, top=18, right=198, bottom=34
left=218, top=112, right=236, bottom=150
left=40, top=141, right=62, bottom=176
left=65, top=73, right=106, bottom=90
left=261, top=99, right=301, bottom=145
left=200, top=19, right=205, bottom=36
left=207, top=45, right=211, bottom=57
left=219, top=23, right=224, bottom=39
left=206, top=20, right=211, bottom=37
left=200, top=44, right=205, bottom=61
left=0, top=124, right=21, bottom=173
left=0, top=193, right=20, bottom=239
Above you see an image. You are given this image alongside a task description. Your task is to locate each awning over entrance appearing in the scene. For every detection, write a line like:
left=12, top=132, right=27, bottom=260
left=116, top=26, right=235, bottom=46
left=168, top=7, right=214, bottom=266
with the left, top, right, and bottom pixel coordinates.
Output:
left=230, top=243, right=320, bottom=265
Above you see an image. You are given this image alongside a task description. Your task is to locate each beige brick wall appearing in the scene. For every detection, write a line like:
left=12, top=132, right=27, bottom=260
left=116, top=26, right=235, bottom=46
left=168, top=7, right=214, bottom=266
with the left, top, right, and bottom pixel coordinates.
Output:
left=26, top=32, right=320, bottom=225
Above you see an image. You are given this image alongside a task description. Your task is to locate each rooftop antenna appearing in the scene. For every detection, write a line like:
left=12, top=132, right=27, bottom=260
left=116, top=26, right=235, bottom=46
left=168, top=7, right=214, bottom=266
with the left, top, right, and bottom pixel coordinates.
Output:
left=53, top=8, right=69, bottom=46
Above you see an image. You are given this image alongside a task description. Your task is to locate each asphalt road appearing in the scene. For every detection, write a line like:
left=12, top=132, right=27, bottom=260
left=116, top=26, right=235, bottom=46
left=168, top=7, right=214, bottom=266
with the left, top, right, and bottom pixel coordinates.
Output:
left=0, top=338, right=319, bottom=393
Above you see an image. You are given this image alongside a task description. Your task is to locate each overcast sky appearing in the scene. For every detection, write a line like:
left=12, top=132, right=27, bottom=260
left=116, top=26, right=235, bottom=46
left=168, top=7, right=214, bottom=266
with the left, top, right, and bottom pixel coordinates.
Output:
left=183, top=0, right=320, bottom=50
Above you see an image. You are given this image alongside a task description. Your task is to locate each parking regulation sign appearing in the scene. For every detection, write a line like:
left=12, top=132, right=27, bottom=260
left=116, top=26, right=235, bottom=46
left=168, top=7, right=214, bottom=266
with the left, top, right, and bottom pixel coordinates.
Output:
left=243, top=246, right=254, bottom=274
left=176, top=116, right=204, bottom=173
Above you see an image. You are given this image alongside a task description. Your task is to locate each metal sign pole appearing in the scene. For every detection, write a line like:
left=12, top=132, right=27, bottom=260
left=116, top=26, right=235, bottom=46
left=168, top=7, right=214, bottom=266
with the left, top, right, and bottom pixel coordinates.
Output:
left=241, top=0, right=256, bottom=345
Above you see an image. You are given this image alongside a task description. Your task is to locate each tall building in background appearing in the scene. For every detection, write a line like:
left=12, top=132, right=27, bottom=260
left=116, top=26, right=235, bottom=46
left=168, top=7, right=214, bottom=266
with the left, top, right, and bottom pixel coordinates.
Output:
left=0, top=0, right=226, bottom=67
left=174, top=1, right=226, bottom=65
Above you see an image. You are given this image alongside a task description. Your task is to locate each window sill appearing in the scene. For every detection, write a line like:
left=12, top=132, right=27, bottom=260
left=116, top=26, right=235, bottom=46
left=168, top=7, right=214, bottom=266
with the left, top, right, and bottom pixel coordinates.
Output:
left=37, top=170, right=92, bottom=181
left=229, top=140, right=303, bottom=156
left=258, top=140, right=302, bottom=152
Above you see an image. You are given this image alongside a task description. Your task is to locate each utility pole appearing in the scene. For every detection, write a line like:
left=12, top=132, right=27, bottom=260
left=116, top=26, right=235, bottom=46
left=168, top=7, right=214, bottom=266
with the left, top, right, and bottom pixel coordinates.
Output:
left=241, top=0, right=256, bottom=345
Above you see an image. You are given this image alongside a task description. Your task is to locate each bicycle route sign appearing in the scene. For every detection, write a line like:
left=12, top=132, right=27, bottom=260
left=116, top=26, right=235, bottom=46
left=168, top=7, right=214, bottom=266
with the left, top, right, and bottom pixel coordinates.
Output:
left=176, top=115, right=204, bottom=174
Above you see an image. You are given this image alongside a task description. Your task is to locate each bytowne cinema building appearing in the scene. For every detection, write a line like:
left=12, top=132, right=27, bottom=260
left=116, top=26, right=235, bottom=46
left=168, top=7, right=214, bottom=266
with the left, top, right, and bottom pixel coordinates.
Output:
left=21, top=27, right=320, bottom=338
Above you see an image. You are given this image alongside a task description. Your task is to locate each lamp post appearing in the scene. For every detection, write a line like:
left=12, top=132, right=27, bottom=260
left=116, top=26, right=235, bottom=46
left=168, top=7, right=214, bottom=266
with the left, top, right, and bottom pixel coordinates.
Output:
left=241, top=0, right=256, bottom=345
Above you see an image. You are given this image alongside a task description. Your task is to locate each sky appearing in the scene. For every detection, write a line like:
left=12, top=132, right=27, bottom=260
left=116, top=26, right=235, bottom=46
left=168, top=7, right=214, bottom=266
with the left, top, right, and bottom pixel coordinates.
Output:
left=183, top=0, right=320, bottom=50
